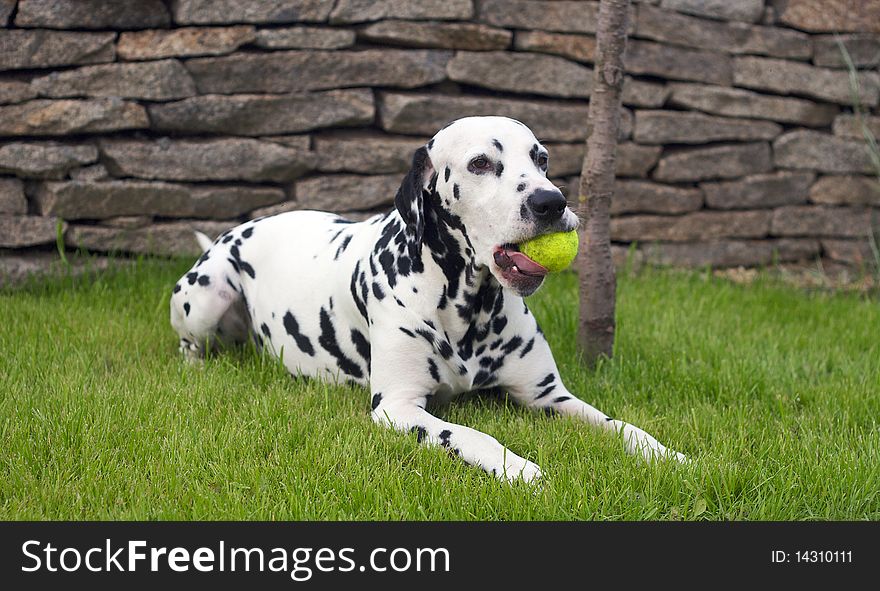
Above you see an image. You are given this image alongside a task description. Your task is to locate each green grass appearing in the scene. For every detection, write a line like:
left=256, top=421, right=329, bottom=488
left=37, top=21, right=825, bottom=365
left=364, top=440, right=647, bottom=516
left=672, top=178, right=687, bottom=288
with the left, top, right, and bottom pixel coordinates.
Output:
left=1, top=258, right=878, bottom=520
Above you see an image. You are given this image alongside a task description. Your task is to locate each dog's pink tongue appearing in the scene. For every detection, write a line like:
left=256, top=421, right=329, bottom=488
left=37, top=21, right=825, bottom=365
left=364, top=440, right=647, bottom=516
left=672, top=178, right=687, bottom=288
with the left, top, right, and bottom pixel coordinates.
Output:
left=508, top=250, right=548, bottom=276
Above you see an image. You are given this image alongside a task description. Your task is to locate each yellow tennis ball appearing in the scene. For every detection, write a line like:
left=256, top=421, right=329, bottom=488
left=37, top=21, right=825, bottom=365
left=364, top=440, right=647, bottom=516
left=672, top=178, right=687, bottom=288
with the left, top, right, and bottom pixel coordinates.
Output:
left=520, top=230, right=579, bottom=273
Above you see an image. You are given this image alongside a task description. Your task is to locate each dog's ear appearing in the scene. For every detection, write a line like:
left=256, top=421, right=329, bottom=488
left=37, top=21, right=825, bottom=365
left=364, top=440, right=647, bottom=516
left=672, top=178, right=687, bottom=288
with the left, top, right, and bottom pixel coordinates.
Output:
left=395, top=146, right=433, bottom=244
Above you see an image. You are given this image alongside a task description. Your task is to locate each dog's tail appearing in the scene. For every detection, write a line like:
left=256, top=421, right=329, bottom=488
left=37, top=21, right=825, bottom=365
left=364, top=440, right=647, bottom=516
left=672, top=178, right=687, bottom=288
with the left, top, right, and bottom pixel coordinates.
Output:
left=194, top=231, right=213, bottom=253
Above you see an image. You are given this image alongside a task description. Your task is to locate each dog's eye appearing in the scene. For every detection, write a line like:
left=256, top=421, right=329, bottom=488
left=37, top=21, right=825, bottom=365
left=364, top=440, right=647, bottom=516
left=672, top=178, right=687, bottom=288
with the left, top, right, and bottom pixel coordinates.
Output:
left=468, top=156, right=492, bottom=173
left=537, top=154, right=548, bottom=170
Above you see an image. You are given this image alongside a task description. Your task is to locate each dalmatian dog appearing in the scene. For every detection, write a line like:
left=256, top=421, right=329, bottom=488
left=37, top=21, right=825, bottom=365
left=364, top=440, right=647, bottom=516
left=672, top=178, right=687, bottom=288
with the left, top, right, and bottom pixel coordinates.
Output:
left=170, top=116, right=685, bottom=482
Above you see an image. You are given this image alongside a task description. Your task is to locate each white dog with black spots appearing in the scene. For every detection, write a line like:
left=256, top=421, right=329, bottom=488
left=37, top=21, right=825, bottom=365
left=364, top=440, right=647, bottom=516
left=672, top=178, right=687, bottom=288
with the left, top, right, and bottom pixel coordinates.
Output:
left=171, top=116, right=686, bottom=482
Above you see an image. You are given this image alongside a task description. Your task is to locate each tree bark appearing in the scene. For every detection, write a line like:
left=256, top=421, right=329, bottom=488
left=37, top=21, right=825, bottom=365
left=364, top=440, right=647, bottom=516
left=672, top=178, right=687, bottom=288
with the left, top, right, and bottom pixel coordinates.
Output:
left=576, top=0, right=630, bottom=365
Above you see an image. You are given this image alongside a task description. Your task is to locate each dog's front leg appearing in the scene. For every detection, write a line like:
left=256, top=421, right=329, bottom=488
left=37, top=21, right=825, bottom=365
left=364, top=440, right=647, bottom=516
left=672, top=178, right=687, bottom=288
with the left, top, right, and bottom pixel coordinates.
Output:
left=370, top=394, right=542, bottom=482
left=502, top=335, right=686, bottom=462
left=369, top=321, right=541, bottom=483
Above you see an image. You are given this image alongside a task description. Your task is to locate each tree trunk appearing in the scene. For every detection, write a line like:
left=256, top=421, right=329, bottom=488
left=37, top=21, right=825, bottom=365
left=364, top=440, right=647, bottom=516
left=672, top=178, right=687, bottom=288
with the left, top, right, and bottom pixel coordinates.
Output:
left=576, top=0, right=630, bottom=365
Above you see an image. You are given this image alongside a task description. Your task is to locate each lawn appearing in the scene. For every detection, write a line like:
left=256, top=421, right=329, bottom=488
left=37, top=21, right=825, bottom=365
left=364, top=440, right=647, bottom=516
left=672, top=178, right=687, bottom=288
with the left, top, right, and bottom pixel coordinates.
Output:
left=1, top=257, right=878, bottom=520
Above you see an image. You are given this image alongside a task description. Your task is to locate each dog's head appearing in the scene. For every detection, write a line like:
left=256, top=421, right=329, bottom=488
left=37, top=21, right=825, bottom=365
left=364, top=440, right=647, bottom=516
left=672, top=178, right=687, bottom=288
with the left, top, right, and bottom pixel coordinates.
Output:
left=395, top=116, right=578, bottom=297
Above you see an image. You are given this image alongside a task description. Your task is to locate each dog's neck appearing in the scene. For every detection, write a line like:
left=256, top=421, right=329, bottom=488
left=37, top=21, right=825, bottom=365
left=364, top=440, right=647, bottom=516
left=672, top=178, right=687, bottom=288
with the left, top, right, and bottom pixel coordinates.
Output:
left=420, top=191, right=503, bottom=330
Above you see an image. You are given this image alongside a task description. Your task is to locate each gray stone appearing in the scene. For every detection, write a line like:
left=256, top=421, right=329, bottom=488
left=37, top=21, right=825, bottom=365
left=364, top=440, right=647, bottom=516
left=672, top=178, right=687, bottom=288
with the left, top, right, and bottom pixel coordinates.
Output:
left=151, top=90, right=373, bottom=136
left=654, top=142, right=773, bottom=182
left=701, top=171, right=814, bottom=209
left=255, top=26, right=355, bottom=49
left=0, top=178, right=26, bottom=214
left=0, top=99, right=148, bottom=137
left=558, top=143, right=663, bottom=179
left=0, top=30, right=115, bottom=71
left=809, top=175, right=880, bottom=206
left=312, top=133, right=427, bottom=173
left=832, top=114, right=880, bottom=139
left=447, top=51, right=592, bottom=98
left=258, top=135, right=312, bottom=150
left=611, top=210, right=771, bottom=242
left=0, top=80, right=37, bottom=105
left=66, top=221, right=236, bottom=257
left=821, top=239, right=876, bottom=265
left=118, top=26, right=256, bottom=60
left=774, top=0, right=880, bottom=33
left=294, top=174, right=401, bottom=211
left=360, top=20, right=511, bottom=50
left=773, top=130, right=875, bottom=174
left=771, top=205, right=874, bottom=238
left=1, top=0, right=13, bottom=25
left=379, top=92, right=631, bottom=142
left=642, top=239, right=819, bottom=267
left=611, top=180, right=703, bottom=215
left=513, top=31, right=595, bottom=62
left=813, top=34, right=880, bottom=68
left=0, top=214, right=63, bottom=248
left=0, top=252, right=120, bottom=287
left=32, top=60, right=196, bottom=102
left=617, top=143, right=663, bottom=178
left=100, top=138, right=314, bottom=183
left=70, top=163, right=109, bottom=182
left=733, top=56, right=880, bottom=107
left=15, top=0, right=170, bottom=28
left=626, top=40, right=732, bottom=85
left=477, top=0, right=634, bottom=34
left=0, top=142, right=98, bottom=179
left=35, top=180, right=285, bottom=219
left=171, top=0, right=335, bottom=25
left=622, top=79, right=669, bottom=108
left=330, top=0, right=473, bottom=23
left=668, top=83, right=839, bottom=127
left=101, top=216, right=153, bottom=229
left=659, top=0, right=764, bottom=23
left=634, top=110, right=782, bottom=144
left=638, top=5, right=811, bottom=59
left=187, top=50, right=450, bottom=94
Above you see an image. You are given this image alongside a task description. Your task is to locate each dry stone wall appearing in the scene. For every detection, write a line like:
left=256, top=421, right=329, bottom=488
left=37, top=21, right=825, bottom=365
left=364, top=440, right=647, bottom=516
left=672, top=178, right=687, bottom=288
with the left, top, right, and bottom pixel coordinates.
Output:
left=1, top=0, right=879, bottom=282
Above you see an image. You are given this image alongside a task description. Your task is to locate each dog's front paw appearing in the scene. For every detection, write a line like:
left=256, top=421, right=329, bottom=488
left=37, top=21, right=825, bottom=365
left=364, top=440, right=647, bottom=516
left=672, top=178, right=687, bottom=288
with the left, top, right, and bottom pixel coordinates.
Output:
left=499, top=457, right=542, bottom=484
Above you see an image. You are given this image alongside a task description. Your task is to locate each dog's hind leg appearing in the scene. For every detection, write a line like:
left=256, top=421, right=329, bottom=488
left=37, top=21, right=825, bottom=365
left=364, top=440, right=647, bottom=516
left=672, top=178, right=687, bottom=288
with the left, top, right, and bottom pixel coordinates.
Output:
left=170, top=242, right=249, bottom=362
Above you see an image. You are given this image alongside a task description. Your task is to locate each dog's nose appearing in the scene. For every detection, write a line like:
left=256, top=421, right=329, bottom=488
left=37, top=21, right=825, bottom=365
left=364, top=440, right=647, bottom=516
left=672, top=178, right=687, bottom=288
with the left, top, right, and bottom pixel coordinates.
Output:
left=526, top=189, right=567, bottom=223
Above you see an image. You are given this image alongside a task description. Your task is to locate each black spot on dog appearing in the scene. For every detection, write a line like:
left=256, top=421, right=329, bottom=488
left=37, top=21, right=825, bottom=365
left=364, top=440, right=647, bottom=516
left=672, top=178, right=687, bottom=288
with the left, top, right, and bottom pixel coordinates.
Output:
left=350, top=328, right=370, bottom=372
left=335, top=234, right=353, bottom=260
left=239, top=261, right=255, bottom=279
left=318, top=307, right=363, bottom=379
left=196, top=251, right=210, bottom=266
left=186, top=272, right=198, bottom=285
left=439, top=429, right=452, bottom=448
left=428, top=358, right=440, bottom=382
left=517, top=182, right=526, bottom=192
left=428, top=138, right=435, bottom=149
left=492, top=315, right=507, bottom=334
left=372, top=282, right=385, bottom=300
left=444, top=166, right=451, bottom=182
left=371, top=392, right=383, bottom=411
left=501, top=336, right=523, bottom=355
left=552, top=396, right=571, bottom=404
left=399, top=327, right=415, bottom=338
left=453, top=183, right=461, bottom=200
left=495, top=162, right=504, bottom=177
left=411, top=425, right=427, bottom=443
left=283, top=311, right=315, bottom=356
left=529, top=143, right=539, bottom=163
left=241, top=227, right=254, bottom=239
left=605, top=416, right=614, bottom=422
left=222, top=234, right=233, bottom=244
left=474, top=370, right=492, bottom=387
left=535, top=384, right=556, bottom=399
left=197, top=275, right=210, bottom=286
left=538, top=373, right=555, bottom=387
left=173, top=283, right=181, bottom=294
left=183, top=302, right=190, bottom=316
left=492, top=139, right=503, bottom=152
left=260, top=323, right=271, bottom=338
left=520, top=337, right=535, bottom=358
left=378, top=250, right=397, bottom=288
